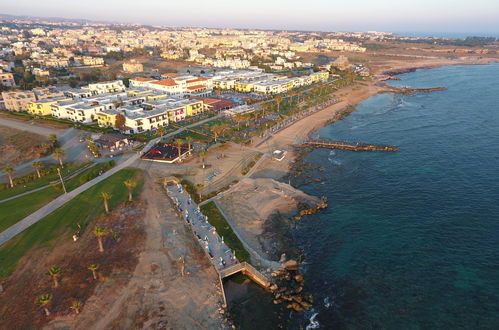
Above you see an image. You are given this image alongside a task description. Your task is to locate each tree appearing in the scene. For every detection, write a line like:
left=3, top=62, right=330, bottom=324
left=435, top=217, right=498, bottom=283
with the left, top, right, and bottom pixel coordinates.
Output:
left=88, top=264, right=99, bottom=280
left=123, top=179, right=136, bottom=202
left=260, top=103, right=267, bottom=118
left=32, top=161, right=43, bottom=178
left=234, top=113, right=245, bottom=130
left=185, top=136, right=193, bottom=155
left=48, top=134, right=58, bottom=147
left=53, top=148, right=66, bottom=168
left=175, top=139, right=184, bottom=162
left=114, top=114, right=126, bottom=128
left=199, top=149, right=207, bottom=169
left=211, top=124, right=221, bottom=142
left=100, top=192, right=112, bottom=213
left=157, top=126, right=166, bottom=138
left=196, top=184, right=204, bottom=200
left=93, top=226, right=108, bottom=253
left=3, top=167, right=14, bottom=188
left=47, top=266, right=62, bottom=288
left=71, top=301, right=82, bottom=315
left=219, top=143, right=229, bottom=158
left=275, top=96, right=283, bottom=113
left=36, top=293, right=52, bottom=317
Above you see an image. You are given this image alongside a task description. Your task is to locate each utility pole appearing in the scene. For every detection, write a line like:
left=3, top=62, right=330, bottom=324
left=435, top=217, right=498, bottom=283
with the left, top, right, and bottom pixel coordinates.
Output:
left=57, top=167, right=67, bottom=194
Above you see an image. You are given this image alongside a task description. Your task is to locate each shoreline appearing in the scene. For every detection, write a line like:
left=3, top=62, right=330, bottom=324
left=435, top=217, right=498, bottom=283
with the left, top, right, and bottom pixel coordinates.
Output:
left=229, top=59, right=499, bottom=326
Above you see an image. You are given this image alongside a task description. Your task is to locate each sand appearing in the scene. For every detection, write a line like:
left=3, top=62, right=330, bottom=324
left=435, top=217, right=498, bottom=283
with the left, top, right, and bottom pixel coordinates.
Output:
left=217, top=177, right=322, bottom=261
left=46, top=175, right=228, bottom=329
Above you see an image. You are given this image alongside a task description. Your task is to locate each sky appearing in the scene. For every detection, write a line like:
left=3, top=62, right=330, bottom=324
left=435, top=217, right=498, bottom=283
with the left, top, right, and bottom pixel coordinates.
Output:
left=2, top=0, right=499, bottom=36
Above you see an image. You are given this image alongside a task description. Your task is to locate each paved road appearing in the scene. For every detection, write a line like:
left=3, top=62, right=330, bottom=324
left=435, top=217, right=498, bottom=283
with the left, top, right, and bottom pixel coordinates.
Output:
left=0, top=117, right=89, bottom=180
left=0, top=114, right=222, bottom=246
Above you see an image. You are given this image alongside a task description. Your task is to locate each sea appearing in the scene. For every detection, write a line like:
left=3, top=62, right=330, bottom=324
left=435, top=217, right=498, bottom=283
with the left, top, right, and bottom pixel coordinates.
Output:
left=292, top=63, right=499, bottom=329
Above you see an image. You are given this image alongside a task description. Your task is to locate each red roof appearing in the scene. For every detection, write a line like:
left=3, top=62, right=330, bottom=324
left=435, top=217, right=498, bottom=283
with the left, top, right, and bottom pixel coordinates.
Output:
left=152, top=79, right=178, bottom=87
left=187, top=84, right=206, bottom=90
left=162, top=73, right=181, bottom=77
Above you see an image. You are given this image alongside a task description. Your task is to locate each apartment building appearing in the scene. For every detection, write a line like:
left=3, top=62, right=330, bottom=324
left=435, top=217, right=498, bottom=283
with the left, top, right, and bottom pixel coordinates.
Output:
left=2, top=91, right=36, bottom=111
left=0, top=72, right=16, bottom=87
left=85, top=80, right=126, bottom=95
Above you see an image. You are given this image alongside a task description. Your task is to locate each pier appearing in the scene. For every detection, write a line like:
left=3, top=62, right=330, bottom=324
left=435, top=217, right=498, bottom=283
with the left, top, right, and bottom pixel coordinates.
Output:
left=296, top=137, right=398, bottom=152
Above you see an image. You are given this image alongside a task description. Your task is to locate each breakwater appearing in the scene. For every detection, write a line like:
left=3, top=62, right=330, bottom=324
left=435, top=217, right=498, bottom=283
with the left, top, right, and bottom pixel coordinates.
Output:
left=296, top=137, right=398, bottom=152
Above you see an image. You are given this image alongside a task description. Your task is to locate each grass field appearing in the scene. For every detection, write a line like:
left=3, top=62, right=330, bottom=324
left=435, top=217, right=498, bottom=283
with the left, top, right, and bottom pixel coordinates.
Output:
left=0, top=162, right=90, bottom=200
left=0, top=168, right=144, bottom=278
left=0, top=163, right=113, bottom=233
left=200, top=201, right=250, bottom=263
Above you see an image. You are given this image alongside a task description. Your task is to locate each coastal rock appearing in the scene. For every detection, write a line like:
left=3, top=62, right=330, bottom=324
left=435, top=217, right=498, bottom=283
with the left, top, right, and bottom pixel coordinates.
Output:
left=283, top=260, right=299, bottom=270
left=294, top=274, right=304, bottom=282
left=287, top=302, right=304, bottom=312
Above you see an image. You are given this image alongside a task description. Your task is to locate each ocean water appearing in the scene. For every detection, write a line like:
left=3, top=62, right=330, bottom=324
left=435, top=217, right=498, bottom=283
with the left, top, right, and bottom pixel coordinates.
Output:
left=294, top=64, right=499, bottom=329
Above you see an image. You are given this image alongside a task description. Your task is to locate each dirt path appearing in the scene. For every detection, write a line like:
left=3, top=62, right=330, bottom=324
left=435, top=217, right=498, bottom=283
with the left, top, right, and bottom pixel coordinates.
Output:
left=47, top=175, right=227, bottom=329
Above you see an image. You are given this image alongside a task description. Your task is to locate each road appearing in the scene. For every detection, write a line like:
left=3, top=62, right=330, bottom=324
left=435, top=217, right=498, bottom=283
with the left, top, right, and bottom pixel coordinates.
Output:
left=0, top=117, right=89, bottom=180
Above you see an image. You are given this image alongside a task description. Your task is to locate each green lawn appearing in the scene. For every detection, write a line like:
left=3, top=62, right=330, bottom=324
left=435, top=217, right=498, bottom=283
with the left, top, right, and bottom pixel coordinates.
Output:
left=0, top=168, right=144, bottom=278
left=0, top=163, right=114, bottom=233
left=200, top=202, right=250, bottom=263
left=0, top=162, right=90, bottom=200
left=0, top=188, right=61, bottom=232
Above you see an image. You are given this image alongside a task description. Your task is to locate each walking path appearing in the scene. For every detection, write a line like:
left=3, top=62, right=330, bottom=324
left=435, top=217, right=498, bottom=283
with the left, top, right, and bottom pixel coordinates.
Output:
left=165, top=183, right=238, bottom=270
left=0, top=163, right=95, bottom=204
left=0, top=114, right=223, bottom=246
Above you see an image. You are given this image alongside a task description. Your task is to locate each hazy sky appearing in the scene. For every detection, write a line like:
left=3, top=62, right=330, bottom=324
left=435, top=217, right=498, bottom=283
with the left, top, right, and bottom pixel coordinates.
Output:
left=3, top=0, right=499, bottom=34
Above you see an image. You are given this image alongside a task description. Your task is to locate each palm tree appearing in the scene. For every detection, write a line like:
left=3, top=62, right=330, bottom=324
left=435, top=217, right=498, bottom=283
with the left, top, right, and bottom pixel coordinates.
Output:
left=71, top=301, right=82, bottom=315
left=175, top=139, right=184, bottom=162
left=88, top=264, right=99, bottom=280
left=32, top=161, right=43, bottom=178
left=275, top=96, right=283, bottom=113
left=211, top=124, right=221, bottom=142
left=3, top=167, right=14, bottom=188
left=234, top=113, right=245, bottom=130
left=48, top=134, right=58, bottom=146
left=219, top=143, right=229, bottom=158
left=123, top=179, right=136, bottom=202
left=53, top=148, right=66, bottom=168
left=100, top=192, right=112, bottom=213
left=157, top=126, right=166, bottom=139
left=93, top=226, right=108, bottom=253
left=185, top=136, right=193, bottom=155
left=47, top=266, right=61, bottom=288
left=199, top=150, right=207, bottom=169
left=36, top=293, right=52, bottom=317
left=260, top=103, right=268, bottom=119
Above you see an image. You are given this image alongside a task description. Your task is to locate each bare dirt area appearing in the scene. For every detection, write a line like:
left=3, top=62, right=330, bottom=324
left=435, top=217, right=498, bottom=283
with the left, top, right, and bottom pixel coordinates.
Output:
left=46, top=175, right=228, bottom=330
left=0, top=126, right=48, bottom=168
left=217, top=178, right=322, bottom=261
left=0, top=201, right=147, bottom=329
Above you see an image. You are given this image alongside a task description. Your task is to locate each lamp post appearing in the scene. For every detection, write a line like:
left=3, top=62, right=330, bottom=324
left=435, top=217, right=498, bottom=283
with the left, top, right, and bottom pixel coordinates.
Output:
left=57, top=168, right=67, bottom=194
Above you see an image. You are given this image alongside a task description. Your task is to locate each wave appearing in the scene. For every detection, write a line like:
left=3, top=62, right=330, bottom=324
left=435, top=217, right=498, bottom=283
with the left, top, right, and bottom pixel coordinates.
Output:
left=305, top=312, right=320, bottom=330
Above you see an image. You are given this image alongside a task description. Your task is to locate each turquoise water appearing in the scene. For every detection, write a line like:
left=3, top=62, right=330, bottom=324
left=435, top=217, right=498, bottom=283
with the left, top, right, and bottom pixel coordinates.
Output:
left=294, top=64, right=499, bottom=329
